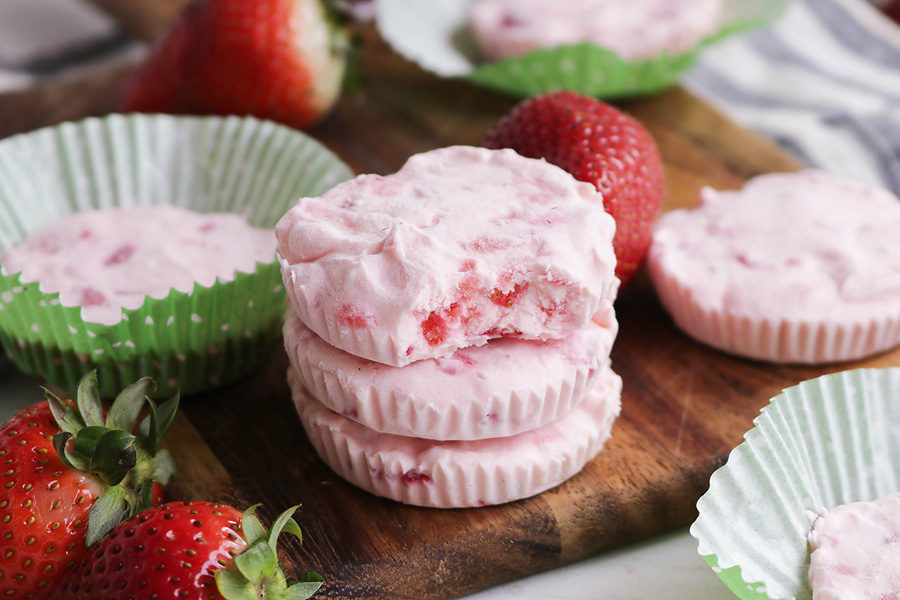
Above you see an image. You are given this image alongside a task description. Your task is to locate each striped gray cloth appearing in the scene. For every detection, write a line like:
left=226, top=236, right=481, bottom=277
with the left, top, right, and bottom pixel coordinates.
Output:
left=685, top=0, right=900, bottom=194
left=1, top=0, right=899, bottom=197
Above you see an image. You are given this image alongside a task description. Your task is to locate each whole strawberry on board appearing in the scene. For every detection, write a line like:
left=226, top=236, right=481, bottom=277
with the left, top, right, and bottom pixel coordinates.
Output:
left=53, top=502, right=323, bottom=600
left=484, top=91, right=666, bottom=288
left=0, top=372, right=178, bottom=597
left=118, top=0, right=350, bottom=129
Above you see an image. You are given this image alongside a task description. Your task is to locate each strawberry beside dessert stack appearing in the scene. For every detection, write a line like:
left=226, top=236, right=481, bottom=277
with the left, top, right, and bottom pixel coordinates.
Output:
left=276, top=145, right=622, bottom=508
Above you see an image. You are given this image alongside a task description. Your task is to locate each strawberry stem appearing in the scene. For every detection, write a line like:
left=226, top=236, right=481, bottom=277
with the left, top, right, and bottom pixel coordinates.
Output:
left=216, top=506, right=323, bottom=600
left=45, top=370, right=180, bottom=545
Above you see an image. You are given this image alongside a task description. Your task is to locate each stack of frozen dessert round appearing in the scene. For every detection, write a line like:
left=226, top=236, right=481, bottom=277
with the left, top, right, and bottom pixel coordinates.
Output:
left=275, top=146, right=623, bottom=508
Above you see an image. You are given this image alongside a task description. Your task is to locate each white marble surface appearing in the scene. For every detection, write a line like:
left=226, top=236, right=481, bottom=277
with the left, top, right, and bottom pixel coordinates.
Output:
left=466, top=530, right=733, bottom=600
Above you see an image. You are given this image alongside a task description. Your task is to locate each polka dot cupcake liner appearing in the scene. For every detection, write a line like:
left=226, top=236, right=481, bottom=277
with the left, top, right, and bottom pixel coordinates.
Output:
left=376, top=0, right=787, bottom=99
left=0, top=114, right=353, bottom=397
left=691, top=368, right=900, bottom=600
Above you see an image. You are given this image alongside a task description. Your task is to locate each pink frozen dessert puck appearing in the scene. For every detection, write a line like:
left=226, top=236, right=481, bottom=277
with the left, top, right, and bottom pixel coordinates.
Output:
left=808, top=493, right=900, bottom=600
left=290, top=364, right=622, bottom=508
left=284, top=303, right=616, bottom=441
left=276, top=146, right=617, bottom=367
left=469, top=0, right=722, bottom=62
left=649, top=170, right=900, bottom=364
left=1, top=206, right=275, bottom=325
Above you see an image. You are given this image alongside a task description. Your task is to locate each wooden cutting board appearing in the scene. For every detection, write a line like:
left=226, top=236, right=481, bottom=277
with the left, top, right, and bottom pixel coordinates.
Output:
left=2, top=25, right=899, bottom=600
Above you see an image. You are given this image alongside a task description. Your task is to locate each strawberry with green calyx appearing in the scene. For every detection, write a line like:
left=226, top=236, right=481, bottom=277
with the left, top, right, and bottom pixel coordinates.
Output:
left=54, top=502, right=324, bottom=600
left=0, top=371, right=177, bottom=597
left=47, top=371, right=179, bottom=546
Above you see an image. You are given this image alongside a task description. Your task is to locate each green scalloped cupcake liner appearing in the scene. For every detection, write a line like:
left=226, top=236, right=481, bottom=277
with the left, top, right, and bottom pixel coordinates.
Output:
left=377, top=0, right=788, bottom=98
left=691, top=368, right=900, bottom=600
left=0, top=114, right=353, bottom=397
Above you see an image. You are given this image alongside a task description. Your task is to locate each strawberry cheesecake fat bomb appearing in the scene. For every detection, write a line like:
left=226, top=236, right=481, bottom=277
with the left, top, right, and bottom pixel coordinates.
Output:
left=2, top=206, right=275, bottom=325
left=650, top=171, right=900, bottom=363
left=277, top=146, right=618, bottom=367
left=278, top=146, right=622, bottom=507
left=808, top=493, right=900, bottom=600
left=470, top=0, right=722, bottom=61
left=284, top=309, right=616, bottom=441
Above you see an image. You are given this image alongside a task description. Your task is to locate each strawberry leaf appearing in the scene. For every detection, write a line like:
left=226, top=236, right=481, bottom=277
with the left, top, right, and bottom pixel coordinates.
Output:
left=45, top=388, right=83, bottom=434
left=137, top=479, right=154, bottom=513
left=151, top=449, right=176, bottom=486
left=268, top=506, right=302, bottom=552
left=91, top=429, right=138, bottom=486
left=76, top=371, right=105, bottom=427
left=218, top=506, right=322, bottom=600
left=70, top=426, right=110, bottom=458
left=138, top=398, right=159, bottom=453
left=52, top=432, right=76, bottom=469
left=153, top=391, right=180, bottom=451
left=241, top=505, right=267, bottom=545
left=284, top=572, right=325, bottom=600
left=87, top=485, right=130, bottom=546
left=215, top=568, right=257, bottom=600
left=108, top=377, right=154, bottom=431
left=234, top=540, right=278, bottom=582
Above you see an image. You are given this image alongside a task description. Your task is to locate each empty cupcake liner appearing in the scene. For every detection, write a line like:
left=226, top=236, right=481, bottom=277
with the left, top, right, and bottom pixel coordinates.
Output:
left=0, top=114, right=353, bottom=397
left=691, top=368, right=900, bottom=600
left=376, top=0, right=787, bottom=98
left=648, top=260, right=900, bottom=364
left=289, top=365, right=622, bottom=508
left=284, top=309, right=617, bottom=440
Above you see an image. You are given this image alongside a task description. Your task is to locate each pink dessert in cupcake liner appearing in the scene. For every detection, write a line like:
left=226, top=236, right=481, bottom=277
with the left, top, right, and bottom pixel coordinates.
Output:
left=808, top=493, right=900, bottom=600
left=469, top=0, right=723, bottom=62
left=1, top=206, right=275, bottom=326
left=283, top=301, right=617, bottom=441
left=289, top=365, right=622, bottom=508
left=649, top=170, right=900, bottom=364
left=276, top=146, right=618, bottom=367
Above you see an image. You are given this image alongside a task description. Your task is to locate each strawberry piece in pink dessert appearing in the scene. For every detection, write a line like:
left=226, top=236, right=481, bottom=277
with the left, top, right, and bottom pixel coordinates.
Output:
left=1, top=206, right=275, bottom=325
left=808, top=493, right=900, bottom=600
left=470, top=0, right=722, bottom=62
left=276, top=146, right=618, bottom=366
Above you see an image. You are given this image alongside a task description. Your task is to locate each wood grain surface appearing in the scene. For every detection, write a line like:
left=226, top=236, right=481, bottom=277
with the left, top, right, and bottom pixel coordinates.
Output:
left=2, top=25, right=897, bottom=600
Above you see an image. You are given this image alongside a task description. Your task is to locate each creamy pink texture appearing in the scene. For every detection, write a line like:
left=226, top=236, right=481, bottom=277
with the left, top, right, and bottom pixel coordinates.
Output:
left=276, top=146, right=617, bottom=367
left=290, top=364, right=622, bottom=507
left=808, top=493, right=900, bottom=600
left=650, top=171, right=900, bottom=323
left=284, top=303, right=616, bottom=440
left=469, top=0, right=722, bottom=61
left=2, top=206, right=276, bottom=325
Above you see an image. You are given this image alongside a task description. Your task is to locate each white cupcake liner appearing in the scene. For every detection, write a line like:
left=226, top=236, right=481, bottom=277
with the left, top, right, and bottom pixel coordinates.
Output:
left=283, top=308, right=616, bottom=440
left=376, top=0, right=786, bottom=98
left=289, top=365, right=622, bottom=508
left=649, top=260, right=900, bottom=364
left=0, top=114, right=353, bottom=397
left=691, top=368, right=900, bottom=600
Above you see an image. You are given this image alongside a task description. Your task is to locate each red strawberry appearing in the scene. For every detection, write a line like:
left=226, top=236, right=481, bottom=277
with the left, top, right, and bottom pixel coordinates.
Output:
left=118, top=0, right=349, bottom=129
left=484, top=91, right=666, bottom=287
left=0, top=372, right=178, bottom=597
left=53, top=502, right=323, bottom=600
left=887, top=1, right=900, bottom=25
